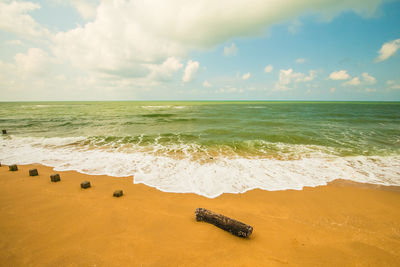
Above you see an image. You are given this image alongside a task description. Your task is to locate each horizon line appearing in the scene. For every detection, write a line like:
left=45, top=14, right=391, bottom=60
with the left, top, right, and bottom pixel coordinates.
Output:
left=0, top=100, right=399, bottom=103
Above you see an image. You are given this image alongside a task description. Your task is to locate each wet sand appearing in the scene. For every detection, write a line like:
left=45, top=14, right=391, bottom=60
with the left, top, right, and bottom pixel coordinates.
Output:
left=0, top=164, right=399, bottom=266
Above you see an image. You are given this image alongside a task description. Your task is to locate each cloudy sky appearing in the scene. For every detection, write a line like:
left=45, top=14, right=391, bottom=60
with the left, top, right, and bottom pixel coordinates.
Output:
left=0, top=0, right=399, bottom=101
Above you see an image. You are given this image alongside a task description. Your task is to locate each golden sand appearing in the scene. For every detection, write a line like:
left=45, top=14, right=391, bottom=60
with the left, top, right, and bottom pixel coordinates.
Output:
left=0, top=164, right=400, bottom=266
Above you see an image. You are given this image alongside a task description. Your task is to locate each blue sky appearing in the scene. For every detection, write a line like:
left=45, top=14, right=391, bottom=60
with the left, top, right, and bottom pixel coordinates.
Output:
left=0, top=0, right=399, bottom=101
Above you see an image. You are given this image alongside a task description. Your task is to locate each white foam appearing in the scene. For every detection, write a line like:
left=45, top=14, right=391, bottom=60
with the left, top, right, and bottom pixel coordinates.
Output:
left=142, top=105, right=186, bottom=110
left=1, top=136, right=399, bottom=198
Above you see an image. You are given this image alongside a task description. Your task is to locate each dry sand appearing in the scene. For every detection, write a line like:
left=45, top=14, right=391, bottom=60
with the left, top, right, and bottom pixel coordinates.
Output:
left=0, top=164, right=400, bottom=266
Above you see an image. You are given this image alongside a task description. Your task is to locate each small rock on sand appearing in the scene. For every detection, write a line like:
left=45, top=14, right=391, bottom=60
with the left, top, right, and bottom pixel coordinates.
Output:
left=50, top=174, right=61, bottom=182
left=9, top=165, right=18, bottom=171
left=29, top=169, right=39, bottom=176
left=113, top=190, right=123, bottom=197
left=81, top=181, right=91, bottom=189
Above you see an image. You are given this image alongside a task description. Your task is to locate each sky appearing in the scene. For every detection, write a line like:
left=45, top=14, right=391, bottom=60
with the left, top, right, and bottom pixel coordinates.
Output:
left=0, top=0, right=399, bottom=101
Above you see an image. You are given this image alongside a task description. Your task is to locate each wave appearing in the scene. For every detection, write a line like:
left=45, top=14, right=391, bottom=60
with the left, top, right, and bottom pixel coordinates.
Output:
left=141, top=113, right=175, bottom=118
left=142, top=105, right=186, bottom=109
left=1, top=136, right=400, bottom=198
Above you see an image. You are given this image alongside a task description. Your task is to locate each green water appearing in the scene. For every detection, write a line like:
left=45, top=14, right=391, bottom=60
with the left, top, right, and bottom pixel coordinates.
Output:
left=0, top=101, right=399, bottom=157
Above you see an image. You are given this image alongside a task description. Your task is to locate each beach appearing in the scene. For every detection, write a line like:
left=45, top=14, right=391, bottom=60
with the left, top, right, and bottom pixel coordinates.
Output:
left=1, top=0, right=400, bottom=264
left=1, top=164, right=399, bottom=266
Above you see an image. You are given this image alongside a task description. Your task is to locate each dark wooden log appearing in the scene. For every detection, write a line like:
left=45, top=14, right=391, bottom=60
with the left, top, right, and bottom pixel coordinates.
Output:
left=195, top=208, right=253, bottom=238
left=81, top=181, right=91, bottom=189
left=2, top=129, right=6, bottom=135
left=9, top=164, right=18, bottom=171
left=29, top=169, right=38, bottom=176
left=50, top=174, right=61, bottom=182
left=113, top=190, right=123, bottom=197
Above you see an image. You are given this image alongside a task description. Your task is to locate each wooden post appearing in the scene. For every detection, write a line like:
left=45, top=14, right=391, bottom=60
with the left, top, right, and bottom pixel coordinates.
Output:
left=9, top=164, right=18, bottom=171
left=195, top=208, right=253, bottom=238
left=81, top=181, right=91, bottom=189
left=29, top=169, right=38, bottom=176
left=50, top=174, right=61, bottom=182
left=113, top=190, right=123, bottom=197
left=2, top=129, right=6, bottom=135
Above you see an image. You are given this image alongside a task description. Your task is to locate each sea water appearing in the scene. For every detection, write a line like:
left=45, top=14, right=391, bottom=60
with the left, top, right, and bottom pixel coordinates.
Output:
left=0, top=101, right=399, bottom=197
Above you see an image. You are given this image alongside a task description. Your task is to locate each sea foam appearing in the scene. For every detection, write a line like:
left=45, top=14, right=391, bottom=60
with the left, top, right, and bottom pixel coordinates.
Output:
left=1, top=136, right=399, bottom=198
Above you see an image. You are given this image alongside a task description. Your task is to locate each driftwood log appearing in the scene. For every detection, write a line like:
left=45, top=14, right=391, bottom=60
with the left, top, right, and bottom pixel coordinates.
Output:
left=113, top=190, right=123, bottom=197
left=9, top=164, right=18, bottom=171
left=81, top=181, right=91, bottom=189
left=29, top=169, right=38, bottom=176
left=50, top=174, right=61, bottom=182
left=195, top=208, right=253, bottom=238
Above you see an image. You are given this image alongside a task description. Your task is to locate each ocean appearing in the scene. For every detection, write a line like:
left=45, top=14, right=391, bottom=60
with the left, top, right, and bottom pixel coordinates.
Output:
left=0, top=101, right=399, bottom=197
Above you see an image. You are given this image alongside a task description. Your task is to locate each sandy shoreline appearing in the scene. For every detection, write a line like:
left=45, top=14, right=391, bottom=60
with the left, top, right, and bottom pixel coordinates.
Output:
left=0, top=164, right=399, bottom=266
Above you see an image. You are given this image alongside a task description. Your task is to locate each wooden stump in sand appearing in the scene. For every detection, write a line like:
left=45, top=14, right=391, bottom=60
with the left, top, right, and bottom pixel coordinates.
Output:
left=195, top=208, right=253, bottom=238
left=9, top=164, right=18, bottom=171
left=29, top=169, right=38, bottom=176
left=2, top=129, right=6, bottom=135
left=81, top=181, right=91, bottom=189
left=113, top=190, right=123, bottom=197
left=50, top=174, right=61, bottom=182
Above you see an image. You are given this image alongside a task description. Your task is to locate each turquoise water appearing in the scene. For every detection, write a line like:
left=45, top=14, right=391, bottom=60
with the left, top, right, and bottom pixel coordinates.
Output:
left=1, top=101, right=399, bottom=197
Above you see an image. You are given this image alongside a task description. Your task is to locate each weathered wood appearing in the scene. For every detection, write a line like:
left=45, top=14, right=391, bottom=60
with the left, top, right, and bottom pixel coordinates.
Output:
left=113, top=190, right=123, bottom=197
left=9, top=164, right=18, bottom=171
left=29, top=169, right=38, bottom=176
left=2, top=129, right=6, bottom=134
left=50, top=174, right=61, bottom=182
left=81, top=181, right=91, bottom=189
left=195, top=208, right=253, bottom=238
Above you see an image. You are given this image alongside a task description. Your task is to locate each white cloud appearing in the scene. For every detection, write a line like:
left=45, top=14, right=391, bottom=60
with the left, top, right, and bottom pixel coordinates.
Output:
left=376, top=39, right=400, bottom=62
left=264, top=64, right=273, bottom=73
left=242, top=72, right=251, bottom=80
left=296, top=58, right=306, bottom=63
left=14, top=48, right=52, bottom=76
left=329, top=71, right=376, bottom=86
left=51, top=0, right=391, bottom=81
left=338, top=72, right=376, bottom=86
left=365, top=88, right=376, bottom=92
left=147, top=57, right=183, bottom=81
left=274, top=68, right=317, bottom=91
left=182, top=60, right=199, bottom=83
left=0, top=59, right=17, bottom=85
left=0, top=1, right=49, bottom=39
left=303, top=70, right=317, bottom=82
left=70, top=0, right=99, bottom=19
left=52, top=1, right=187, bottom=76
left=329, top=70, right=350, bottom=80
left=343, top=77, right=361, bottom=86
left=387, top=80, right=400, bottom=90
left=223, top=43, right=238, bottom=56
left=330, top=87, right=336, bottom=93
left=203, top=80, right=212, bottom=87
left=361, top=72, right=376, bottom=84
